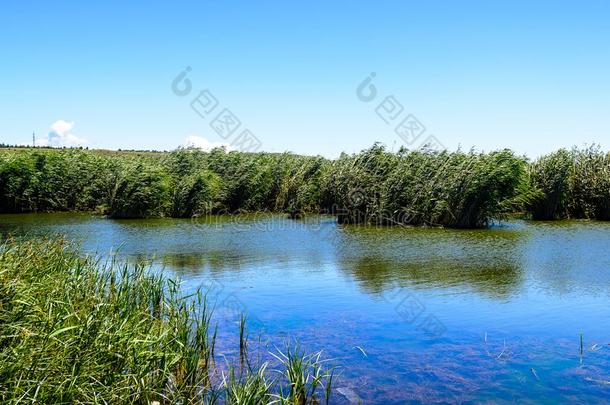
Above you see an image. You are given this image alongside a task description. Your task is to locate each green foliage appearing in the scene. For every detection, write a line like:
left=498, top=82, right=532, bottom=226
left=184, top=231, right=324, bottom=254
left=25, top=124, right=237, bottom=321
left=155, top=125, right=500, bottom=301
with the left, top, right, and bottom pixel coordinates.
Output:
left=107, top=162, right=171, bottom=218
left=327, top=145, right=528, bottom=228
left=272, top=345, right=334, bottom=405
left=190, top=149, right=329, bottom=213
left=223, top=364, right=272, bottom=404
left=527, top=149, right=573, bottom=220
left=526, top=146, right=610, bottom=220
left=171, top=170, right=221, bottom=218
left=1, top=145, right=608, bottom=226
left=570, top=146, right=610, bottom=220
left=0, top=152, right=37, bottom=212
left=0, top=238, right=214, bottom=403
left=0, top=238, right=334, bottom=404
left=326, top=143, right=399, bottom=224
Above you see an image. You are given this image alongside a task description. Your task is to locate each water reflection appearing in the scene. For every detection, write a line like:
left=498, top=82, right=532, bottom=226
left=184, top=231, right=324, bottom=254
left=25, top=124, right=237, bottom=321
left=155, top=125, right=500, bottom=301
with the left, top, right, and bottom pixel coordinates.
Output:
left=1, top=213, right=610, bottom=402
left=2, top=213, right=610, bottom=299
left=331, top=223, right=526, bottom=298
left=341, top=255, right=523, bottom=299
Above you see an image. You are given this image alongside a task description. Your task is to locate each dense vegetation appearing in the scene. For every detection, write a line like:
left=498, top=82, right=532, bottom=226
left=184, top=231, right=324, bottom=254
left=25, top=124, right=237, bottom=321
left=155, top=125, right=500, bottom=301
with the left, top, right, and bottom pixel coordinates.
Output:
left=0, top=238, right=334, bottom=404
left=326, top=145, right=528, bottom=228
left=526, top=146, right=610, bottom=220
left=0, top=145, right=608, bottom=227
left=0, top=148, right=328, bottom=220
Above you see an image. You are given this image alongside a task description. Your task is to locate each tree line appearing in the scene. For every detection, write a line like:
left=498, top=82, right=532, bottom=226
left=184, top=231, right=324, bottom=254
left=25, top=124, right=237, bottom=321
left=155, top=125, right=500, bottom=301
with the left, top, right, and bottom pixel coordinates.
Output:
left=0, top=144, right=608, bottom=227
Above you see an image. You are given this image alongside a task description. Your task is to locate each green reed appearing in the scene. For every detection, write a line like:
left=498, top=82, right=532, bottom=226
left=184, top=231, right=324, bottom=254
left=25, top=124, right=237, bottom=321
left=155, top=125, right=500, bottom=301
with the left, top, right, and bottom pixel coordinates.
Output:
left=239, top=314, right=248, bottom=368
left=528, top=146, right=610, bottom=220
left=271, top=345, right=334, bottom=405
left=327, top=144, right=529, bottom=228
left=2, top=144, right=606, bottom=227
left=0, top=238, right=334, bottom=404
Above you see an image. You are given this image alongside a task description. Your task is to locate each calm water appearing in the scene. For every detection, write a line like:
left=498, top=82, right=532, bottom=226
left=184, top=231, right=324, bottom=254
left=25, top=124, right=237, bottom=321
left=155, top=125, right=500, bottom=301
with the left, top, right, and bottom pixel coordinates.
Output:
left=2, top=213, right=610, bottom=403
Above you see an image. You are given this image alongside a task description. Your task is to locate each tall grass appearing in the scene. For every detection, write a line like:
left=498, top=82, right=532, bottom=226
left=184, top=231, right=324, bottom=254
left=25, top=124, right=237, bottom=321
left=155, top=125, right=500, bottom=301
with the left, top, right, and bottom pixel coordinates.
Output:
left=0, top=238, right=334, bottom=404
left=1, top=144, right=608, bottom=226
left=0, top=148, right=328, bottom=219
left=271, top=346, right=334, bottom=405
left=570, top=146, right=610, bottom=220
left=527, top=149, right=573, bottom=220
left=528, top=146, right=610, bottom=220
left=326, top=145, right=528, bottom=228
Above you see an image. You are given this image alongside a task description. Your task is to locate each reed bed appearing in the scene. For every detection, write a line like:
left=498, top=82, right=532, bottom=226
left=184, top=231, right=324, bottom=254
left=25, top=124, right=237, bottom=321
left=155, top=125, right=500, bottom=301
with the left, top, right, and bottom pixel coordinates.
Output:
left=527, top=149, right=573, bottom=220
left=326, top=145, right=528, bottom=228
left=1, top=144, right=609, bottom=227
left=528, top=145, right=610, bottom=220
left=0, top=238, right=333, bottom=404
left=0, top=148, right=328, bottom=220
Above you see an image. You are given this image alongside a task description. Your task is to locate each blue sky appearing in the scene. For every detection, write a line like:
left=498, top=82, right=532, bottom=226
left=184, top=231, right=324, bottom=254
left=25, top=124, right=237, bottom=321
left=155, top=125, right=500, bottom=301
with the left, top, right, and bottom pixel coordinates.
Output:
left=1, top=0, right=608, bottom=157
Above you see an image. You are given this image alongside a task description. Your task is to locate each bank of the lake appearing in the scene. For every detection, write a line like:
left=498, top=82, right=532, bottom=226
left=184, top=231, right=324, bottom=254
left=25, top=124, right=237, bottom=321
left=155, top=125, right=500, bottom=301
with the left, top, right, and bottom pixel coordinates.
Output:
left=0, top=237, right=334, bottom=404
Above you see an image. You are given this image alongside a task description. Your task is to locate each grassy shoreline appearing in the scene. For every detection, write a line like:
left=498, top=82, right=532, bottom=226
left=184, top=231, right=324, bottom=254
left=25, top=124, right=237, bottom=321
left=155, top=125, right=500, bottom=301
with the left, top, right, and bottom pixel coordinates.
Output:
left=0, top=238, right=334, bottom=404
left=1, top=145, right=609, bottom=227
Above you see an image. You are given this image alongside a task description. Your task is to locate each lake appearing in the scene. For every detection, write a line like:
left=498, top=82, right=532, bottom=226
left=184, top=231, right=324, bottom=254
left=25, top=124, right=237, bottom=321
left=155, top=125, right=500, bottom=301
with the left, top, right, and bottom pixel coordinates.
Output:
left=1, top=213, right=609, bottom=403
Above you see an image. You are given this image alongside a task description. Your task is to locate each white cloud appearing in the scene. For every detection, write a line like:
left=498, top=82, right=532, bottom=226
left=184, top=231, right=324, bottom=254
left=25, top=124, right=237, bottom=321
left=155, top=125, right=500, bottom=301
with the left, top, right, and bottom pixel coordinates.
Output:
left=37, top=120, right=87, bottom=147
left=184, top=135, right=233, bottom=151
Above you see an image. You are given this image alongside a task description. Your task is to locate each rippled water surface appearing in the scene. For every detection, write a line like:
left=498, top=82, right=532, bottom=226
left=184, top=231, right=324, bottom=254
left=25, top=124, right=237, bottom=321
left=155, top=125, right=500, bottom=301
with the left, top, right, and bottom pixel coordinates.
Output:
left=2, top=213, right=610, bottom=403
